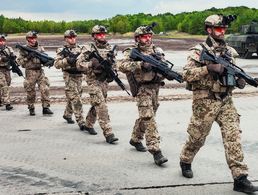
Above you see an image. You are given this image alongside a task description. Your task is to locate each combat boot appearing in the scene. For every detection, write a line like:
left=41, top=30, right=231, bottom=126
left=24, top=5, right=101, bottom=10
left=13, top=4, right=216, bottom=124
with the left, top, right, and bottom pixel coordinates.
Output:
left=233, top=175, right=258, bottom=193
left=129, top=139, right=147, bottom=152
left=180, top=161, right=193, bottom=178
left=153, top=151, right=168, bottom=166
left=29, top=108, right=35, bottom=116
left=63, top=116, right=75, bottom=124
left=84, top=126, right=97, bottom=135
left=6, top=104, right=13, bottom=110
left=106, top=134, right=119, bottom=144
left=79, top=125, right=87, bottom=131
left=42, top=107, right=53, bottom=115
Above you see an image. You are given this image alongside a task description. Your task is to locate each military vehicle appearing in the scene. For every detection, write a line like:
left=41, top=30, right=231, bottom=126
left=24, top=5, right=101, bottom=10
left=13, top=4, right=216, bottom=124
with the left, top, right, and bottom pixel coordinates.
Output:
left=226, top=22, right=258, bottom=58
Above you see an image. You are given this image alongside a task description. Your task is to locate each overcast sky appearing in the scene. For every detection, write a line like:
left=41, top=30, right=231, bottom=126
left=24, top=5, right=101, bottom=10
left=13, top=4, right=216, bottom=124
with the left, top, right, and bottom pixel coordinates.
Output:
left=0, top=0, right=257, bottom=21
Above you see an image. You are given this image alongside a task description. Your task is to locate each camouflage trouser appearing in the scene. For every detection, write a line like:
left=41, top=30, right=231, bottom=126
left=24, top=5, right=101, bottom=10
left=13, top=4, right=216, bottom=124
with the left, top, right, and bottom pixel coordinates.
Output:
left=180, top=97, right=248, bottom=179
left=63, top=72, right=84, bottom=126
left=0, top=70, right=11, bottom=105
left=86, top=81, right=112, bottom=137
left=23, top=69, right=50, bottom=109
left=132, top=85, right=160, bottom=153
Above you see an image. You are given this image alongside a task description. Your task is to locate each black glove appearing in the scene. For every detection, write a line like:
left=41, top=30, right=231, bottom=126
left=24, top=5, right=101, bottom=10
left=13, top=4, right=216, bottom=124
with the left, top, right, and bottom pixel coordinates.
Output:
left=9, top=54, right=17, bottom=60
left=66, top=56, right=77, bottom=65
left=236, top=78, right=246, bottom=89
left=141, top=62, right=152, bottom=71
left=91, top=57, right=101, bottom=68
left=0, top=56, right=9, bottom=62
left=206, top=63, right=224, bottom=75
left=27, top=52, right=36, bottom=60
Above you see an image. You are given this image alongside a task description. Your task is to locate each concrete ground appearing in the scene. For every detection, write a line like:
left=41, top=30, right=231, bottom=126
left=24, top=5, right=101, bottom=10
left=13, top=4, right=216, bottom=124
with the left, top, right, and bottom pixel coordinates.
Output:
left=0, top=96, right=258, bottom=195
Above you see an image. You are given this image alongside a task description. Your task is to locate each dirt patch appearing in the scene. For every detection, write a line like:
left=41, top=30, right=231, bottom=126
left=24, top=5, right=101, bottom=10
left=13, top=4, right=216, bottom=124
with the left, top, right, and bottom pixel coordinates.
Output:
left=7, top=35, right=203, bottom=51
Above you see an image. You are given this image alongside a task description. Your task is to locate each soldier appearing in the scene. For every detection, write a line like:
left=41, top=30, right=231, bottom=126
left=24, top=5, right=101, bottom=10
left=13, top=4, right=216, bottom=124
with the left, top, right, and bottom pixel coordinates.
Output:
left=17, top=31, right=53, bottom=116
left=179, top=14, right=258, bottom=193
left=118, top=26, right=168, bottom=166
left=0, top=34, right=14, bottom=110
left=54, top=30, right=92, bottom=132
left=76, top=25, right=118, bottom=143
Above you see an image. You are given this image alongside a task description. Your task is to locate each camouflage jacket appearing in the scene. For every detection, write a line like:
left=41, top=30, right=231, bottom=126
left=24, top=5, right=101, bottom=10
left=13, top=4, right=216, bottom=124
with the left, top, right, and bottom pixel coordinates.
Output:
left=54, top=44, right=82, bottom=75
left=17, top=44, right=45, bottom=70
left=183, top=36, right=239, bottom=99
left=76, top=42, right=117, bottom=84
left=0, top=46, right=15, bottom=71
left=118, top=43, right=164, bottom=84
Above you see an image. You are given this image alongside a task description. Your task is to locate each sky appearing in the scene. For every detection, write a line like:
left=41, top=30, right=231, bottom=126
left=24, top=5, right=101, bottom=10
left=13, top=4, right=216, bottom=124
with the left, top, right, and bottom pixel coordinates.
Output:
left=0, top=0, right=257, bottom=21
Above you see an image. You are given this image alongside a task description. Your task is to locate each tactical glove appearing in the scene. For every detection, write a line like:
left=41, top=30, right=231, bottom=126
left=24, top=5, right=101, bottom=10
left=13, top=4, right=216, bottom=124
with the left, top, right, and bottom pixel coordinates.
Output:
left=27, top=52, right=36, bottom=60
left=141, top=62, right=152, bottom=71
left=206, top=63, right=224, bottom=75
left=0, top=56, right=9, bottom=63
left=66, top=56, right=77, bottom=65
left=236, top=78, right=246, bottom=89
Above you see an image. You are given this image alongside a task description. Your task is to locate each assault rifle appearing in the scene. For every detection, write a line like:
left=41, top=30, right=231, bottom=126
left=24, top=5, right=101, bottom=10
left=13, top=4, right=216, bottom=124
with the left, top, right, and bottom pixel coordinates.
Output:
left=0, top=49, right=24, bottom=77
left=129, top=48, right=183, bottom=83
left=16, top=44, right=54, bottom=68
left=59, top=47, right=80, bottom=60
left=90, top=44, right=130, bottom=95
left=200, top=46, right=258, bottom=87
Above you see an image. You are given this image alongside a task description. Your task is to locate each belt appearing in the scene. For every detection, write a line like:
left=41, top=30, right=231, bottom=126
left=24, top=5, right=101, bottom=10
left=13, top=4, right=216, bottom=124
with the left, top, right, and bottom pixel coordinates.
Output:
left=193, top=90, right=230, bottom=101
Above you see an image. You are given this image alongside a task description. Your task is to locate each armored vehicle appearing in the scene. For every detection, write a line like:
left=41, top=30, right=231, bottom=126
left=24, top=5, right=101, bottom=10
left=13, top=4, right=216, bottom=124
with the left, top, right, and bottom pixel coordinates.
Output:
left=226, top=22, right=258, bottom=58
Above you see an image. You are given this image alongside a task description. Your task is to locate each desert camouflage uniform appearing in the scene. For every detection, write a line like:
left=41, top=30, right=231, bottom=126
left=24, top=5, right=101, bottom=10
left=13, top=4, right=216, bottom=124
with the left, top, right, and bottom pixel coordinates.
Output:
left=0, top=46, right=13, bottom=105
left=76, top=42, right=115, bottom=137
left=179, top=35, right=248, bottom=178
left=17, top=45, right=50, bottom=110
left=118, top=43, right=165, bottom=154
left=54, top=44, right=85, bottom=126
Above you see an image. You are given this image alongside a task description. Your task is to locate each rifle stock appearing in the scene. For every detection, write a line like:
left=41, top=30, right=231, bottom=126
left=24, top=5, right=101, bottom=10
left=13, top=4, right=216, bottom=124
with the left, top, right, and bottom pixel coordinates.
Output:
left=129, top=48, right=183, bottom=83
left=16, top=44, right=54, bottom=68
left=0, top=49, right=24, bottom=77
left=90, top=44, right=130, bottom=95
left=200, top=47, right=258, bottom=87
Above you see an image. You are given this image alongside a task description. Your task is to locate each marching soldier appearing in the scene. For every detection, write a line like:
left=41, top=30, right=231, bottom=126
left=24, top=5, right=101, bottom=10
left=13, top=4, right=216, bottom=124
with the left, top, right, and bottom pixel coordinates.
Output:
left=54, top=30, right=90, bottom=131
left=17, top=31, right=53, bottom=116
left=179, top=14, right=258, bottom=193
left=0, top=34, right=14, bottom=110
left=76, top=25, right=118, bottom=143
left=118, top=25, right=168, bottom=166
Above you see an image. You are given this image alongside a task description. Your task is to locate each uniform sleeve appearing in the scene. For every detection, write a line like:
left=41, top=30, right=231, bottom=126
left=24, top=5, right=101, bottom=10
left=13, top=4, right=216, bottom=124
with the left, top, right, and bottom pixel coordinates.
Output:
left=54, top=47, right=69, bottom=69
left=117, top=48, right=142, bottom=73
left=16, top=49, right=29, bottom=68
left=182, top=49, right=209, bottom=82
left=76, top=45, right=92, bottom=72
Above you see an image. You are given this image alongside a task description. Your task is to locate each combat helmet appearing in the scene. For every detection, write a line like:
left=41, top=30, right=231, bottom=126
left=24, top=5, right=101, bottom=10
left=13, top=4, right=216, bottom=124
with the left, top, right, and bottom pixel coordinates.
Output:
left=91, top=25, right=107, bottom=36
left=64, top=29, right=77, bottom=38
left=134, top=25, right=154, bottom=37
left=205, top=14, right=237, bottom=28
left=0, top=34, right=7, bottom=40
left=26, top=31, right=38, bottom=39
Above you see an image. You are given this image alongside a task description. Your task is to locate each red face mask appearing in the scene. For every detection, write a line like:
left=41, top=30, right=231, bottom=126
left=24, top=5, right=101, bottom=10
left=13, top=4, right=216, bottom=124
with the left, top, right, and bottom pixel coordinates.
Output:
left=94, top=33, right=106, bottom=40
left=66, top=36, right=76, bottom=45
left=27, top=37, right=37, bottom=45
left=213, top=27, right=227, bottom=33
left=138, top=34, right=152, bottom=45
left=0, top=39, right=6, bottom=45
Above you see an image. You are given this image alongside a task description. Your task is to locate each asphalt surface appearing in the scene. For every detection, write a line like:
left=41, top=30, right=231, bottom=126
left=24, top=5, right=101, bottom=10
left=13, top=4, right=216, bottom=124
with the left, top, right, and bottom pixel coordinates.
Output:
left=1, top=96, right=258, bottom=195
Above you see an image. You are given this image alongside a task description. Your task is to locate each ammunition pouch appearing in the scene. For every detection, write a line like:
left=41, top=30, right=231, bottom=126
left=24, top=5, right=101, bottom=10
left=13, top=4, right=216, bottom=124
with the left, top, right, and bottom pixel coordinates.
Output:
left=126, top=72, right=139, bottom=97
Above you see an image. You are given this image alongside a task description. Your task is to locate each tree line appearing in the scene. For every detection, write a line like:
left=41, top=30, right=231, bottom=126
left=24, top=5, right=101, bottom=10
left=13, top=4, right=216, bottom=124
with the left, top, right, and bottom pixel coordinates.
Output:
left=0, top=6, right=257, bottom=35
